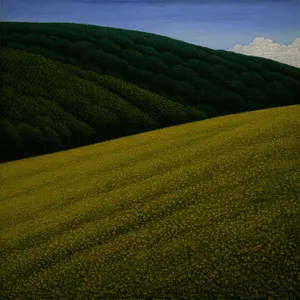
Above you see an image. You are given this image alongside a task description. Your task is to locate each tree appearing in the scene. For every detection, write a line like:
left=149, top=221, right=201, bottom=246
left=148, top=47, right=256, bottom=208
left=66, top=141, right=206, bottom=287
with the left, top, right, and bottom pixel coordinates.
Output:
left=51, top=121, right=72, bottom=149
left=264, top=72, right=300, bottom=100
left=64, top=116, right=96, bottom=147
left=171, top=44, right=204, bottom=60
left=81, top=104, right=121, bottom=141
left=0, top=118, right=24, bottom=162
left=42, top=126, right=64, bottom=153
left=245, top=88, right=269, bottom=107
left=279, top=77, right=300, bottom=101
left=127, top=31, right=163, bottom=50
left=210, top=65, right=234, bottom=89
left=214, top=64, right=235, bottom=78
left=226, top=60, right=248, bottom=75
left=21, top=33, right=44, bottom=47
left=53, top=38, right=73, bottom=56
left=68, top=40, right=96, bottom=61
left=52, top=88, right=77, bottom=112
left=112, top=57, right=135, bottom=79
left=17, top=122, right=47, bottom=156
left=194, top=78, right=212, bottom=92
left=85, top=49, right=122, bottom=74
left=226, top=80, right=248, bottom=97
left=184, top=105, right=208, bottom=121
left=240, top=71, right=266, bottom=89
left=135, top=44, right=159, bottom=56
left=219, top=90, right=246, bottom=114
left=170, top=63, right=199, bottom=84
left=264, top=71, right=285, bottom=83
left=216, top=49, right=237, bottom=61
left=174, top=81, right=197, bottom=102
left=113, top=35, right=136, bottom=49
left=121, top=49, right=145, bottom=68
left=160, top=51, right=184, bottom=67
left=151, top=74, right=176, bottom=94
left=185, top=46, right=208, bottom=60
left=101, top=95, right=157, bottom=136
left=244, top=59, right=269, bottom=75
left=137, top=69, right=154, bottom=85
left=94, top=38, right=122, bottom=56
left=203, top=53, right=227, bottom=66
left=141, top=56, right=168, bottom=73
left=159, top=101, right=190, bottom=126
left=2, top=33, right=26, bottom=46
left=123, top=65, right=145, bottom=82
left=186, top=60, right=215, bottom=79
left=264, top=82, right=295, bottom=106
left=197, top=90, right=221, bottom=109
left=194, top=103, right=219, bottom=118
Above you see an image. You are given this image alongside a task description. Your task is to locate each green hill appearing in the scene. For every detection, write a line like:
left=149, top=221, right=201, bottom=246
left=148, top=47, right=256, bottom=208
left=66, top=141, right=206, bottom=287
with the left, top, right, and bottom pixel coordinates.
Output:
left=1, top=47, right=206, bottom=163
left=1, top=21, right=300, bottom=164
left=2, top=22, right=300, bottom=116
left=1, top=105, right=299, bottom=300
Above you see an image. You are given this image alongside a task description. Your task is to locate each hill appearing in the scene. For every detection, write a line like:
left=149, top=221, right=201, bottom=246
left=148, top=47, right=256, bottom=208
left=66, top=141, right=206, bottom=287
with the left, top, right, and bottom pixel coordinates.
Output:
left=1, top=105, right=299, bottom=299
left=2, top=22, right=300, bottom=115
left=1, top=47, right=206, bottom=163
left=1, top=21, right=300, bottom=164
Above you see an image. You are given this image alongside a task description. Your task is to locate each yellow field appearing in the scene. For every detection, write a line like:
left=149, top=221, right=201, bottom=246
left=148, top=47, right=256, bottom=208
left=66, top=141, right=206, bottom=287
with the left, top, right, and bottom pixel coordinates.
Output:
left=1, top=105, right=299, bottom=300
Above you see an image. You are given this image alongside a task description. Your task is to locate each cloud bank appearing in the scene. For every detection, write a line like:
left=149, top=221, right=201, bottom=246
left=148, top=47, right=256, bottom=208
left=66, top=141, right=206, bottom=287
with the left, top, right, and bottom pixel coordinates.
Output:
left=229, top=37, right=300, bottom=69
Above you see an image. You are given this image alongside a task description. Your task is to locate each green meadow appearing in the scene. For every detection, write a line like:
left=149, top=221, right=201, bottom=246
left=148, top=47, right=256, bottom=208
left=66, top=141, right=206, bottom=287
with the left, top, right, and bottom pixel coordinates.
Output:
left=1, top=105, right=300, bottom=299
left=1, top=21, right=300, bottom=299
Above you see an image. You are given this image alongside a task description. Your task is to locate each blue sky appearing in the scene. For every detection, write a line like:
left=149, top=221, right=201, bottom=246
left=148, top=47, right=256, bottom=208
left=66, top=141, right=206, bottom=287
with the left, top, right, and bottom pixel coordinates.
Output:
left=2, top=0, right=300, bottom=67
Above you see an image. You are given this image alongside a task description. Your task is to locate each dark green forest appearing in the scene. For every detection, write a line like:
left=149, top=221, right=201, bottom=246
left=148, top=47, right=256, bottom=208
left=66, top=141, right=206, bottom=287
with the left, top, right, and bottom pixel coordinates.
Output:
left=1, top=47, right=207, bottom=163
left=1, top=21, right=300, bottom=164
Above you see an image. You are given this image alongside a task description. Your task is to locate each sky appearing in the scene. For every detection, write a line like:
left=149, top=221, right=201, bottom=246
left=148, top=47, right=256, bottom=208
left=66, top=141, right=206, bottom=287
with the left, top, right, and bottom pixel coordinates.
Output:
left=1, top=0, right=300, bottom=68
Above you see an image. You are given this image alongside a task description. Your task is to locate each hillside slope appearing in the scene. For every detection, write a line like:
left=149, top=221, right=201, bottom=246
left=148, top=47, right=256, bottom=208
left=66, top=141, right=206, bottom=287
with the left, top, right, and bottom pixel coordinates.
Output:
left=2, top=21, right=300, bottom=118
left=1, top=47, right=206, bottom=164
left=1, top=105, right=299, bottom=300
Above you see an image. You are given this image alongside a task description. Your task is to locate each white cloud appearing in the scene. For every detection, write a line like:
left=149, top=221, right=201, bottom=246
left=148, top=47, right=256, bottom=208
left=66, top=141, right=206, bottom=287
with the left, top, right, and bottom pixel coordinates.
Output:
left=229, top=37, right=300, bottom=69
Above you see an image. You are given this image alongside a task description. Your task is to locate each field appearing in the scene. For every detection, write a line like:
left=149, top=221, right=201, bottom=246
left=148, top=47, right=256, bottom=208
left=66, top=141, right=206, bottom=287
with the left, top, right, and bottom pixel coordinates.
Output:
left=1, top=105, right=300, bottom=299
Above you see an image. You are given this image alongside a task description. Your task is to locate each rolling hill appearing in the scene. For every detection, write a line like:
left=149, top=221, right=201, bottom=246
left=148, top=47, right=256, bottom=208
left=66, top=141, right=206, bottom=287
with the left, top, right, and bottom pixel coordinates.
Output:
left=1, top=105, right=299, bottom=300
left=1, top=21, right=300, bottom=164
left=1, top=47, right=206, bottom=163
left=1, top=21, right=300, bottom=299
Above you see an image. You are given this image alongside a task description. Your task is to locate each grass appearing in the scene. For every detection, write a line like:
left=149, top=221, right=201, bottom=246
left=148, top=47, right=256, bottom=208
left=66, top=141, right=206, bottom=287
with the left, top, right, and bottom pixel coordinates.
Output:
left=1, top=104, right=299, bottom=299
